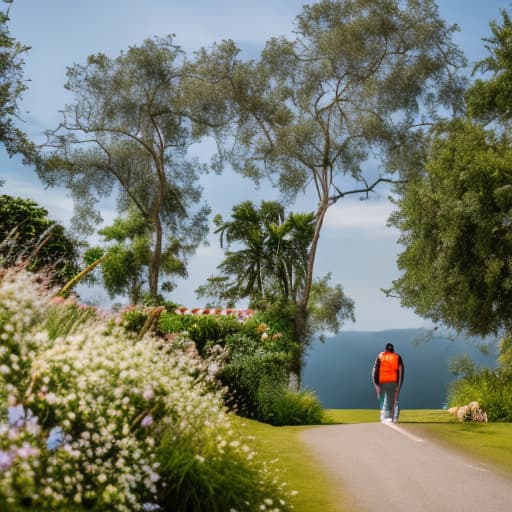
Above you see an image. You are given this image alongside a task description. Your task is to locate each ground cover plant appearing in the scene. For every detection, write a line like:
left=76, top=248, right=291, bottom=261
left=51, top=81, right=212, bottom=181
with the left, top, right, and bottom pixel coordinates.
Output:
left=0, top=267, right=292, bottom=511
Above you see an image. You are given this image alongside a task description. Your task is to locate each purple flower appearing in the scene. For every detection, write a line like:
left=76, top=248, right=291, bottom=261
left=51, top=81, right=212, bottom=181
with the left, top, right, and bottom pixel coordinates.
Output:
left=8, top=404, right=26, bottom=427
left=0, top=450, right=13, bottom=471
left=141, top=415, right=153, bottom=428
left=16, top=442, right=40, bottom=459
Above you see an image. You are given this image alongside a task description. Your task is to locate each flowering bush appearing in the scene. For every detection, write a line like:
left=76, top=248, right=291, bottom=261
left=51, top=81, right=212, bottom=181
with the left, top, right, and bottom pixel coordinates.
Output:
left=0, top=268, right=292, bottom=511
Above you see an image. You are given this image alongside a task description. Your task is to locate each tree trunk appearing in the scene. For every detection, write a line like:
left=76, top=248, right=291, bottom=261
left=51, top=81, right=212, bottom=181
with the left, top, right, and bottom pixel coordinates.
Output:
left=290, top=200, right=330, bottom=386
left=148, top=214, right=163, bottom=301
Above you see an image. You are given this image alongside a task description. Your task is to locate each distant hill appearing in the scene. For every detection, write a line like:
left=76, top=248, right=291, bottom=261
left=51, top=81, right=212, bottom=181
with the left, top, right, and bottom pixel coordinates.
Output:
left=301, top=328, right=498, bottom=410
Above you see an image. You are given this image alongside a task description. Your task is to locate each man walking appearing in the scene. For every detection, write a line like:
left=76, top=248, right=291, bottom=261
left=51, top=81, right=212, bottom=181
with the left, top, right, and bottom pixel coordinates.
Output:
left=372, top=342, right=404, bottom=423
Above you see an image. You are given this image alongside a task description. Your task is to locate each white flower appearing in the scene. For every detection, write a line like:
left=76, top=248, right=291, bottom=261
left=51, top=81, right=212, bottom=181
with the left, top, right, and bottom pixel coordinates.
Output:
left=142, top=388, right=155, bottom=401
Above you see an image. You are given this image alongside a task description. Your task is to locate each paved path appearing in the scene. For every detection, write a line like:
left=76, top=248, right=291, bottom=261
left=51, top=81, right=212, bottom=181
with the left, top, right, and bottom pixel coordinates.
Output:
left=301, top=422, right=512, bottom=512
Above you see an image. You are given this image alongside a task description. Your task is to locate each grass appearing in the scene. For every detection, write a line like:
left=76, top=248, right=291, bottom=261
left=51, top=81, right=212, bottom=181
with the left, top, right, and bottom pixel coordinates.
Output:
left=236, top=409, right=512, bottom=512
left=322, top=408, right=454, bottom=424
left=405, top=421, right=512, bottom=477
left=232, top=415, right=345, bottom=512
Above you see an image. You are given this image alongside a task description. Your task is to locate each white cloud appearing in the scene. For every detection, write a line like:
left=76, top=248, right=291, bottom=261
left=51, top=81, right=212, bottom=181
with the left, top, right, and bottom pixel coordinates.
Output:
left=324, top=199, right=399, bottom=235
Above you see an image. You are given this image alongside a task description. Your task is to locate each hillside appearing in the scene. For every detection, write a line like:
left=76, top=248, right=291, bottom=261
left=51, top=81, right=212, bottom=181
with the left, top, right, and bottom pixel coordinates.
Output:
left=301, top=328, right=498, bottom=409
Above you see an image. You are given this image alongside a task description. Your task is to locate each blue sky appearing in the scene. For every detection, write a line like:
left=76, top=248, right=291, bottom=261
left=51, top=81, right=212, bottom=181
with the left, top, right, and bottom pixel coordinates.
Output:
left=1, top=0, right=510, bottom=330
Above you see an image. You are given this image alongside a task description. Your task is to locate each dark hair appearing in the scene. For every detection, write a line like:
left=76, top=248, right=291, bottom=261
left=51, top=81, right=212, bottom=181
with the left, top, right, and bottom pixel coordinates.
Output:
left=385, top=342, right=394, bottom=352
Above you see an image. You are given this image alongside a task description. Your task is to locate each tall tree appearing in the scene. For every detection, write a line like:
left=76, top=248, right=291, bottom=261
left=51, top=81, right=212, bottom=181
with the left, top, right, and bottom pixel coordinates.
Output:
left=388, top=9, right=512, bottom=338
left=0, top=0, right=32, bottom=166
left=197, top=200, right=354, bottom=377
left=39, top=36, right=212, bottom=301
left=388, top=121, right=512, bottom=336
left=196, top=0, right=466, bottom=345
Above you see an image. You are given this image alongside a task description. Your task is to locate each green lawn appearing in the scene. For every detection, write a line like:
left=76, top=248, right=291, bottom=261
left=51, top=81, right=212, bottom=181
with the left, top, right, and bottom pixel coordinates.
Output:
left=405, top=421, right=512, bottom=477
left=235, top=409, right=512, bottom=512
left=232, top=416, right=345, bottom=512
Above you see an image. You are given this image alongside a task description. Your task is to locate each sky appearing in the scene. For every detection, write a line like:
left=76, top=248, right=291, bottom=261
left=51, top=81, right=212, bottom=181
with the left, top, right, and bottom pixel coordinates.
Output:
left=1, top=0, right=511, bottom=331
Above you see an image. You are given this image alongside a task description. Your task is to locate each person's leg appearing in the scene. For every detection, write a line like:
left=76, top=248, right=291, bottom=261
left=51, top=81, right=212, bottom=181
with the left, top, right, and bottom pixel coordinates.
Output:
left=393, top=388, right=400, bottom=423
left=380, top=383, right=396, bottom=421
left=379, top=393, right=385, bottom=422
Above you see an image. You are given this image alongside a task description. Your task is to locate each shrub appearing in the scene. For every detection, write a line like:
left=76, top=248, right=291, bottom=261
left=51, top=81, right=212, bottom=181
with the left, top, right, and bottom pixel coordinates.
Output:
left=156, top=431, right=287, bottom=512
left=264, top=390, right=324, bottom=427
left=447, top=368, right=512, bottom=421
left=120, top=306, right=149, bottom=334
left=0, top=268, right=292, bottom=511
left=219, top=333, right=301, bottom=424
left=157, top=312, right=241, bottom=355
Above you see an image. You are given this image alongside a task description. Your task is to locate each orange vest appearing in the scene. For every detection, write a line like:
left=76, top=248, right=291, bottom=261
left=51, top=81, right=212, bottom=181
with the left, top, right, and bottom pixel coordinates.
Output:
left=378, top=351, right=400, bottom=384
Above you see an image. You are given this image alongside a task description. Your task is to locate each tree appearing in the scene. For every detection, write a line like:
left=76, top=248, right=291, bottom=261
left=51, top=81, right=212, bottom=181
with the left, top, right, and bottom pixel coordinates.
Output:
left=212, top=201, right=313, bottom=305
left=39, top=36, right=212, bottom=301
left=84, top=208, right=187, bottom=305
left=197, top=200, right=354, bottom=377
left=0, top=0, right=32, bottom=167
left=465, top=9, right=512, bottom=125
left=387, top=9, right=512, bottom=339
left=0, top=194, right=79, bottom=284
left=196, top=0, right=466, bottom=348
left=388, top=121, right=512, bottom=336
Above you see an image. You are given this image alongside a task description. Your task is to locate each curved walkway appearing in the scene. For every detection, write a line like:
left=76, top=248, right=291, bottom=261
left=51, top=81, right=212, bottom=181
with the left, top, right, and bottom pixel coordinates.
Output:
left=301, top=422, right=512, bottom=512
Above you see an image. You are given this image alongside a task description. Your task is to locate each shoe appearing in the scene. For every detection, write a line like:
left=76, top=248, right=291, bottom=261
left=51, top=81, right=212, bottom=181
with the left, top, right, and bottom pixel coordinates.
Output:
left=383, top=418, right=393, bottom=423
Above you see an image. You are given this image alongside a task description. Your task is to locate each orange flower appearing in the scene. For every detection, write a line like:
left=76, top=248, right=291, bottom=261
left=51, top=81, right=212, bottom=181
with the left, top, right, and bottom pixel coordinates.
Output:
left=257, top=323, right=267, bottom=334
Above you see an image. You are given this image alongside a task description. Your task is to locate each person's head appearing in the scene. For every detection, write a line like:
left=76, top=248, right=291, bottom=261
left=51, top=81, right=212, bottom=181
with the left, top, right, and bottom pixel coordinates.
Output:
left=385, top=342, right=394, bottom=352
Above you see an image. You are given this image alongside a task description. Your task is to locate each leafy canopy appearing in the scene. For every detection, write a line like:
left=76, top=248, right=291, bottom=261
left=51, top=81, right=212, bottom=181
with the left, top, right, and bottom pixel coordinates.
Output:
left=389, top=122, right=512, bottom=336
left=388, top=9, right=512, bottom=337
left=0, top=194, right=80, bottom=284
left=40, top=36, right=212, bottom=300
left=0, top=0, right=32, bottom=160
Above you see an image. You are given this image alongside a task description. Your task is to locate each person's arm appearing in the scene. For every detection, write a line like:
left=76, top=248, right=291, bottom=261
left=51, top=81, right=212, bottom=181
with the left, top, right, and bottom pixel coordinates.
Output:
left=372, top=356, right=381, bottom=397
left=372, top=356, right=380, bottom=385
left=397, top=355, right=404, bottom=389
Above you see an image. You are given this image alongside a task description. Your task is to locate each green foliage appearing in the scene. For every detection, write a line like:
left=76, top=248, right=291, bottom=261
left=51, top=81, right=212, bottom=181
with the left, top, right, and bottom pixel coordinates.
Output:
left=202, top=200, right=354, bottom=381
left=157, top=309, right=317, bottom=426
left=257, top=387, right=323, bottom=426
left=0, top=268, right=291, bottom=511
left=157, top=312, right=241, bottom=355
left=447, top=369, right=512, bottom=421
left=121, top=308, right=149, bottom=334
left=498, top=334, right=512, bottom=372
left=0, top=195, right=80, bottom=284
left=45, top=300, right=97, bottom=340
left=389, top=121, right=512, bottom=336
left=40, top=36, right=211, bottom=300
left=194, top=0, right=463, bottom=375
left=466, top=9, right=512, bottom=124
left=84, top=208, right=192, bottom=305
left=204, top=200, right=315, bottom=307
left=220, top=336, right=291, bottom=421
left=390, top=8, right=512, bottom=340
left=308, top=273, right=355, bottom=336
left=156, top=432, right=291, bottom=512
left=270, top=390, right=323, bottom=426
left=0, top=3, right=32, bottom=158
